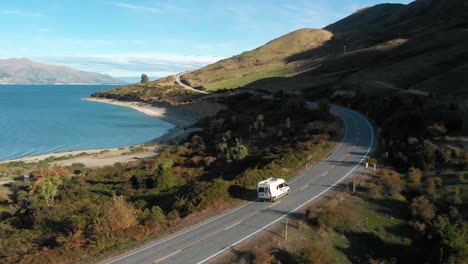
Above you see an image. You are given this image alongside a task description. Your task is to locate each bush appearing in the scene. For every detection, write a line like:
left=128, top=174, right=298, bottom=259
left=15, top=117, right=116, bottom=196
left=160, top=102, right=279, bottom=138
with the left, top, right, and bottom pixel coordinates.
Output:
left=252, top=245, right=273, bottom=264
left=408, top=167, right=422, bottom=190
left=301, top=240, right=333, bottom=264
left=379, top=169, right=403, bottom=196
left=410, top=196, right=435, bottom=222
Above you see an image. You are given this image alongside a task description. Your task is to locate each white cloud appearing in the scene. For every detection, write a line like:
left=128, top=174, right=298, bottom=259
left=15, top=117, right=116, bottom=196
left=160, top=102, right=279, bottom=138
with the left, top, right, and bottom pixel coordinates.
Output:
left=113, top=2, right=160, bottom=13
left=39, top=28, right=54, bottom=33
left=0, top=9, right=43, bottom=17
left=34, top=53, right=225, bottom=77
left=347, top=3, right=368, bottom=13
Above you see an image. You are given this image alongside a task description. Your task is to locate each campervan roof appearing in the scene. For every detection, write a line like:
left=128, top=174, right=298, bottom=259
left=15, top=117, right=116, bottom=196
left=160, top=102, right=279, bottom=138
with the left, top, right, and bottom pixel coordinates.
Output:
left=258, top=178, right=280, bottom=185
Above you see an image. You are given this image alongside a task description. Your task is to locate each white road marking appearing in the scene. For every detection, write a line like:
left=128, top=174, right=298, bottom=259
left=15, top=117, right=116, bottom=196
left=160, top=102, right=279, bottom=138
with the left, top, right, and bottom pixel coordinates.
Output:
left=196, top=108, right=375, bottom=264
left=320, top=171, right=329, bottom=177
left=268, top=201, right=281, bottom=208
left=300, top=185, right=308, bottom=191
left=153, top=250, right=182, bottom=263
left=224, top=221, right=242, bottom=231
left=105, top=200, right=255, bottom=264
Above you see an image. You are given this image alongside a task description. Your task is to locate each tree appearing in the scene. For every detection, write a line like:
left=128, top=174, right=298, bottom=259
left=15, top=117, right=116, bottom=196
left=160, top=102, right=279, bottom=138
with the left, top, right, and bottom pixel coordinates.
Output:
left=250, top=115, right=264, bottom=137
left=155, top=160, right=175, bottom=190
left=140, top=73, right=149, bottom=83
left=432, top=216, right=467, bottom=263
left=229, top=138, right=248, bottom=161
left=408, top=167, right=423, bottom=190
left=410, top=196, right=435, bottom=221
left=379, top=169, right=403, bottom=195
left=318, top=99, right=331, bottom=113
left=285, top=117, right=291, bottom=130
left=37, top=177, right=62, bottom=207
left=94, top=195, right=138, bottom=234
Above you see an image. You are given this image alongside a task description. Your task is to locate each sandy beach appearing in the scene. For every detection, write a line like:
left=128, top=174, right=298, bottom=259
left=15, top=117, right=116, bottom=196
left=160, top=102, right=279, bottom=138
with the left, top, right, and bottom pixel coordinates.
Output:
left=84, top=97, right=198, bottom=128
left=1, top=98, right=201, bottom=167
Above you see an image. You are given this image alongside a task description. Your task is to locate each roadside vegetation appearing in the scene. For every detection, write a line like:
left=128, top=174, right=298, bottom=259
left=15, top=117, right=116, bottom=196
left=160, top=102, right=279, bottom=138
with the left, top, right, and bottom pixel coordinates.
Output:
left=0, top=94, right=338, bottom=263
left=224, top=167, right=466, bottom=264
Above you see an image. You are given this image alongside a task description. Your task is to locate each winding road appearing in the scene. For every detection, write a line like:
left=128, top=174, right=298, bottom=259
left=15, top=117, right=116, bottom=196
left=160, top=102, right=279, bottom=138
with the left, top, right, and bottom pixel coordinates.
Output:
left=102, top=104, right=376, bottom=264
left=175, top=73, right=209, bottom=94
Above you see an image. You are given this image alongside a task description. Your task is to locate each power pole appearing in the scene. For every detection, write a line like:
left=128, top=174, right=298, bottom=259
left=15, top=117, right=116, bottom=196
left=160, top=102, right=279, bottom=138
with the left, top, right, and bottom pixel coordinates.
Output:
left=285, top=218, right=288, bottom=240
left=353, top=175, right=356, bottom=193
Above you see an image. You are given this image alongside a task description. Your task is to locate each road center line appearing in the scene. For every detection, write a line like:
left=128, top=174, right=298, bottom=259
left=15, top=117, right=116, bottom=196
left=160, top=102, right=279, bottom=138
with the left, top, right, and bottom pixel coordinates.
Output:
left=153, top=250, right=182, bottom=263
left=196, top=107, right=375, bottom=264
left=224, top=221, right=242, bottom=231
left=320, top=171, right=329, bottom=177
left=268, top=201, right=281, bottom=208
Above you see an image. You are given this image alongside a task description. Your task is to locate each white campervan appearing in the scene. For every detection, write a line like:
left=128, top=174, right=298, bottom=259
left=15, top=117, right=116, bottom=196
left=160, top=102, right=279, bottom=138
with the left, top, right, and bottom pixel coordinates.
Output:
left=257, top=178, right=290, bottom=202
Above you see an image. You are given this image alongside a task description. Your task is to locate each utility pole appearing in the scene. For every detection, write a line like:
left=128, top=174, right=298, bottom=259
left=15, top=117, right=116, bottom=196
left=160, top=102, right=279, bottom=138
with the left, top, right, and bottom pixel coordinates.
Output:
left=285, top=218, right=288, bottom=240
left=353, top=175, right=356, bottom=193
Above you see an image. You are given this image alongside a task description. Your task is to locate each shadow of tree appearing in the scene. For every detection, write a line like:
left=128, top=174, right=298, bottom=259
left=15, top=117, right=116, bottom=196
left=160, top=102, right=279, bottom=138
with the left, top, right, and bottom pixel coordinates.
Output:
left=229, top=248, right=253, bottom=263
left=228, top=184, right=257, bottom=201
left=338, top=231, right=415, bottom=263
left=271, top=247, right=302, bottom=264
left=363, top=196, right=410, bottom=220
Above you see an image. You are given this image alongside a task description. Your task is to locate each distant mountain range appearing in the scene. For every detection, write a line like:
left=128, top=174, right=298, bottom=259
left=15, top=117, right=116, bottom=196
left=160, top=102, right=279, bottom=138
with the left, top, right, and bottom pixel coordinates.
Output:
left=0, top=58, right=125, bottom=84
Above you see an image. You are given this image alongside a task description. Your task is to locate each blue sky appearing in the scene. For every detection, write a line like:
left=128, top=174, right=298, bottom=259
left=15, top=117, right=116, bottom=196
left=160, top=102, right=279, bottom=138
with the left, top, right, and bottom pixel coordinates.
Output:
left=0, top=0, right=413, bottom=79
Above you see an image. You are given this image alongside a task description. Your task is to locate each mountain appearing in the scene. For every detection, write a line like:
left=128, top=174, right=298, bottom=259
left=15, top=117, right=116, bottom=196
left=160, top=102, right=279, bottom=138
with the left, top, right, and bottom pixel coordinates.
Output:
left=181, top=28, right=333, bottom=90
left=96, top=0, right=468, bottom=98
left=178, top=0, right=468, bottom=96
left=0, top=58, right=125, bottom=84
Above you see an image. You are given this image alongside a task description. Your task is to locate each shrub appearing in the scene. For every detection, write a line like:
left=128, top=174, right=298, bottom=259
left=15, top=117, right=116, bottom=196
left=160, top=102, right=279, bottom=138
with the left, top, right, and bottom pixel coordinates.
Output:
left=252, top=245, right=273, bottom=264
left=408, top=167, right=422, bottom=190
left=301, top=240, right=333, bottom=264
left=379, top=169, right=403, bottom=196
left=410, top=196, right=435, bottom=222
left=94, top=195, right=139, bottom=234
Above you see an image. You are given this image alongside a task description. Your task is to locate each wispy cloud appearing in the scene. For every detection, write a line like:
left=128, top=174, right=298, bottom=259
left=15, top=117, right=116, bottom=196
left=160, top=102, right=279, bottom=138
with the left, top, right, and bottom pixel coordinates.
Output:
left=34, top=53, right=225, bottom=77
left=0, top=9, right=43, bottom=17
left=347, top=3, right=367, bottom=13
left=113, top=2, right=160, bottom=13
left=39, top=28, right=54, bottom=33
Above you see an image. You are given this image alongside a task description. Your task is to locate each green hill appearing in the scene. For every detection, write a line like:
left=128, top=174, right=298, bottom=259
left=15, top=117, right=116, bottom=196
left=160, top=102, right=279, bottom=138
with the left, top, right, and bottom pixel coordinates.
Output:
left=181, top=29, right=333, bottom=91
left=95, top=0, right=468, bottom=99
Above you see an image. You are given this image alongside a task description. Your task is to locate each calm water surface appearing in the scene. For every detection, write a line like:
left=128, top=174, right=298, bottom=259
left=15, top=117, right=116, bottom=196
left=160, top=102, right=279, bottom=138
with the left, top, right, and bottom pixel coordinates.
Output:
left=0, top=85, right=174, bottom=161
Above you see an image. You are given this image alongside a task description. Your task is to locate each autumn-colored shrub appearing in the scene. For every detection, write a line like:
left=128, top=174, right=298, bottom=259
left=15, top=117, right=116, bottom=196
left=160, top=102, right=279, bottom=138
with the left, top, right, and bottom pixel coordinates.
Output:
left=378, top=169, right=403, bottom=195
left=252, top=245, right=273, bottom=264
left=410, top=196, right=435, bottom=222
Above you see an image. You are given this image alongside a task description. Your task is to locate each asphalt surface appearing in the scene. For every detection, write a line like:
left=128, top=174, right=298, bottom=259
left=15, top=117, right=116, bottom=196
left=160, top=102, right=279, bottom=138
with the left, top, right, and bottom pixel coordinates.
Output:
left=175, top=73, right=209, bottom=94
left=103, top=104, right=376, bottom=264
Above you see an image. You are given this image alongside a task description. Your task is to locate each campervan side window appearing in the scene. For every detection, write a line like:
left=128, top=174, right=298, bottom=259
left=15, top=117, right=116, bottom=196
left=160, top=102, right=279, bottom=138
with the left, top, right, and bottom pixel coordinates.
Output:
left=279, top=183, right=284, bottom=188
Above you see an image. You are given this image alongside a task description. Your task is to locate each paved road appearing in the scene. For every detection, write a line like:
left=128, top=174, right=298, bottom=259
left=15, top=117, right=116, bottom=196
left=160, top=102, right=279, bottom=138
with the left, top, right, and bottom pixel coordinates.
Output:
left=103, top=104, right=376, bottom=264
left=175, top=73, right=209, bottom=94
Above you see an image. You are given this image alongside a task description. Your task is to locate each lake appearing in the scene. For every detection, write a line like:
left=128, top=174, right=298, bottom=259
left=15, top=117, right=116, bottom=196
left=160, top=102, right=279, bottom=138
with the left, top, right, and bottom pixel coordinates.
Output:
left=0, top=85, right=174, bottom=161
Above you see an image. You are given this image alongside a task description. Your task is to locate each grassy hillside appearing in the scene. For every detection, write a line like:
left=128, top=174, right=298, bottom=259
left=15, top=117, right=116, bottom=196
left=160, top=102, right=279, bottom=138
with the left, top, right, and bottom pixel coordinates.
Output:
left=180, top=0, right=467, bottom=97
left=180, top=29, right=333, bottom=90
left=96, top=0, right=468, bottom=99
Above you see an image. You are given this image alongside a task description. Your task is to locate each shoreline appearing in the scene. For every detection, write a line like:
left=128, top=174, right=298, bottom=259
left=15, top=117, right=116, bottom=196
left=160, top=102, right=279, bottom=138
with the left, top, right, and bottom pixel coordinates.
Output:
left=1, top=97, right=201, bottom=166
left=84, top=97, right=198, bottom=128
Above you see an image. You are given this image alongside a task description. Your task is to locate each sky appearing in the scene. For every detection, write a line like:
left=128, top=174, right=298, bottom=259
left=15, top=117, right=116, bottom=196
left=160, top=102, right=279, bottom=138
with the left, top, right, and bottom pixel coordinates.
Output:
left=0, top=0, right=413, bottom=79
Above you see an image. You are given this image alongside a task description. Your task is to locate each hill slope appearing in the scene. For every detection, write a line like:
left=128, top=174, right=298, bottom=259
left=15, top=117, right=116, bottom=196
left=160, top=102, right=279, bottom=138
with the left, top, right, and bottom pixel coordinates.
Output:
left=97, top=0, right=468, bottom=98
left=181, top=28, right=333, bottom=90
left=0, top=58, right=125, bottom=84
left=242, top=0, right=468, bottom=97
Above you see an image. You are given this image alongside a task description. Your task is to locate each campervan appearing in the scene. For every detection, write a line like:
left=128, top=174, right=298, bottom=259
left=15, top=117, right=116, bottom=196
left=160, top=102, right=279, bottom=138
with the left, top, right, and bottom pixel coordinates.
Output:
left=257, top=178, right=290, bottom=202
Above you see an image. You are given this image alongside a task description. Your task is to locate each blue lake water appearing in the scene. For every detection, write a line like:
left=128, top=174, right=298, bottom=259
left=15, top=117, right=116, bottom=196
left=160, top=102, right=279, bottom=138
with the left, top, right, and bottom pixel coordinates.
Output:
left=0, top=85, right=175, bottom=161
